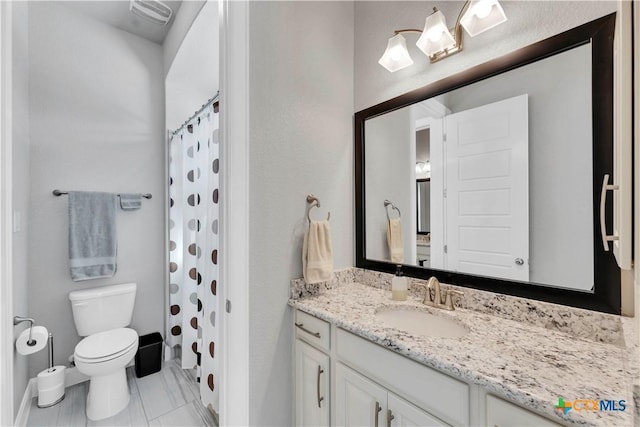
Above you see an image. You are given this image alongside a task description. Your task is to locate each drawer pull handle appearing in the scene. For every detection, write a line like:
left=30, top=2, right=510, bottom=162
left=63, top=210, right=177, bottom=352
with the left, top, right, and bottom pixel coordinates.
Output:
left=295, top=322, right=321, bottom=338
left=387, top=409, right=395, bottom=427
left=374, top=401, right=381, bottom=427
left=316, top=365, right=324, bottom=408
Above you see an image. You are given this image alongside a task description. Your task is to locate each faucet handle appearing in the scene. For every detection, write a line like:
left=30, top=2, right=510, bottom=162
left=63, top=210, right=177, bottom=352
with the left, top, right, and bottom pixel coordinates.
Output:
left=414, top=283, right=432, bottom=305
left=444, top=289, right=464, bottom=311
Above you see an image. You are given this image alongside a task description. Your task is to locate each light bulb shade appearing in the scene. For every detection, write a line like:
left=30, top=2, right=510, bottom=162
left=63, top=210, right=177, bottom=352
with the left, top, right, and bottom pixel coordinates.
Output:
left=416, top=9, right=456, bottom=57
left=460, top=0, right=507, bottom=37
left=378, top=34, right=414, bottom=72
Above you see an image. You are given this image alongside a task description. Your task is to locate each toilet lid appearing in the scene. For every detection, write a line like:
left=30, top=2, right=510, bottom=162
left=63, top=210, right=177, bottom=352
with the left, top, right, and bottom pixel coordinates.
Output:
left=75, top=328, right=138, bottom=360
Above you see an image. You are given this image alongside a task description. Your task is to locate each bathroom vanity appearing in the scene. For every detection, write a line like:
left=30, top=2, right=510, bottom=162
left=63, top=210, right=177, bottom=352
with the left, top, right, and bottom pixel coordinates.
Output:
left=290, top=269, right=636, bottom=427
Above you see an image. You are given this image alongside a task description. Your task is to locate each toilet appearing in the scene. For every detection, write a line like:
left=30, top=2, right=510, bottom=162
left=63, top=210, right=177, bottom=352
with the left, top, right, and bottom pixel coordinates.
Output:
left=68, top=283, right=138, bottom=421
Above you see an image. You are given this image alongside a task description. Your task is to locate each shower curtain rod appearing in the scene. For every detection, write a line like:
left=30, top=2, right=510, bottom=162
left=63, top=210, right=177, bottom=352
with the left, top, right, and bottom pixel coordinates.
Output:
left=170, top=91, right=220, bottom=137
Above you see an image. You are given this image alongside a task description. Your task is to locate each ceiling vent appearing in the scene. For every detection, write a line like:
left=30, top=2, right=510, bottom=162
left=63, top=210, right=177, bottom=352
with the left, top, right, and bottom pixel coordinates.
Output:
left=129, top=0, right=173, bottom=26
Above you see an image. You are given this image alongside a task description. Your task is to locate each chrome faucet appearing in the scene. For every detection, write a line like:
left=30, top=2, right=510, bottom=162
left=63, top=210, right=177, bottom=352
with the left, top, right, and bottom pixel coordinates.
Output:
left=417, top=277, right=464, bottom=311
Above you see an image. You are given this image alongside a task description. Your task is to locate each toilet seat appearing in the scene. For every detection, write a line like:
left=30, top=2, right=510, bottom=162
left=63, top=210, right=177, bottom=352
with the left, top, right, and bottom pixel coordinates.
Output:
left=75, top=328, right=138, bottom=363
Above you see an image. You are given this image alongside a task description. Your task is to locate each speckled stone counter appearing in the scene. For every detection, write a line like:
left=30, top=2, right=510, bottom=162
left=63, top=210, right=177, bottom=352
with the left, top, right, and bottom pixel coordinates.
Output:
left=290, top=270, right=636, bottom=426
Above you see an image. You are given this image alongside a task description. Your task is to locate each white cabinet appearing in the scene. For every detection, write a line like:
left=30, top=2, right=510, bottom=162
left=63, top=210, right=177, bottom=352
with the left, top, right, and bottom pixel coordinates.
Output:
left=388, top=393, right=447, bottom=427
left=335, top=362, right=387, bottom=426
left=294, top=310, right=562, bottom=427
left=335, top=363, right=446, bottom=427
left=295, top=340, right=330, bottom=426
left=485, top=395, right=562, bottom=427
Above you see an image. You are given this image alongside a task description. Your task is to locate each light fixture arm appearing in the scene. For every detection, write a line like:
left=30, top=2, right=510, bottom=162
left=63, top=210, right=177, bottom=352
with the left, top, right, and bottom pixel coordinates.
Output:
left=393, top=29, right=423, bottom=35
left=454, top=0, right=473, bottom=31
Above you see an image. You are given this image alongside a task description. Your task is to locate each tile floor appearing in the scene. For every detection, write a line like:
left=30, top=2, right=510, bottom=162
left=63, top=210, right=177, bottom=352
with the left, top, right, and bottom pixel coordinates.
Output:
left=26, top=361, right=218, bottom=427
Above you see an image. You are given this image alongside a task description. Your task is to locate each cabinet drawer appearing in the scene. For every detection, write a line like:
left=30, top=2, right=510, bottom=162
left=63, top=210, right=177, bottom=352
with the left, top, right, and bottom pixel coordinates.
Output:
left=295, top=310, right=330, bottom=351
left=337, top=329, right=469, bottom=426
left=486, top=395, right=562, bottom=427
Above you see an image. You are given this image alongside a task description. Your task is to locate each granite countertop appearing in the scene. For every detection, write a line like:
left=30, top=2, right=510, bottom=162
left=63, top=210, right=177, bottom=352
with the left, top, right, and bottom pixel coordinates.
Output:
left=290, top=277, right=635, bottom=426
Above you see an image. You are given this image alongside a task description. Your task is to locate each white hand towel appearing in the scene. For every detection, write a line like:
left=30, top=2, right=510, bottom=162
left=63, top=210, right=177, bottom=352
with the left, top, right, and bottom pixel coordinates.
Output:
left=303, top=220, right=334, bottom=284
left=387, top=218, right=404, bottom=263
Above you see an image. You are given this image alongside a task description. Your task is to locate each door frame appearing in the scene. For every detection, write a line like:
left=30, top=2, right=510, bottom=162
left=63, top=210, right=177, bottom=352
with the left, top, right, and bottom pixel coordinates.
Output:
left=219, top=0, right=250, bottom=424
left=0, top=1, right=15, bottom=425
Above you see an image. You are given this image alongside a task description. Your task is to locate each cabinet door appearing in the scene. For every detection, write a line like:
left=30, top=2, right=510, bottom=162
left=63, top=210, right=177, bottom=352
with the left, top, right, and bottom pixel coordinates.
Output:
left=485, top=395, right=561, bottom=427
left=335, top=363, right=387, bottom=427
left=388, top=393, right=448, bottom=427
left=296, top=340, right=330, bottom=426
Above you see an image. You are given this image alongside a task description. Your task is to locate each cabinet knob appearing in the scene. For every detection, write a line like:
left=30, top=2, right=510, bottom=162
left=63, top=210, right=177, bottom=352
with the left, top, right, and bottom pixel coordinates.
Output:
left=514, top=258, right=524, bottom=266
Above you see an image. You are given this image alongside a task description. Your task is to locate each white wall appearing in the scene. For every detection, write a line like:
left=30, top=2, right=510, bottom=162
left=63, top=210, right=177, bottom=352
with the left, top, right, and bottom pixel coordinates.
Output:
left=26, top=2, right=165, bottom=378
left=163, top=0, right=206, bottom=77
left=11, top=1, right=30, bottom=415
left=365, top=108, right=414, bottom=263
left=355, top=1, right=618, bottom=111
left=248, top=1, right=354, bottom=424
left=166, top=0, right=219, bottom=131
left=444, top=45, right=593, bottom=290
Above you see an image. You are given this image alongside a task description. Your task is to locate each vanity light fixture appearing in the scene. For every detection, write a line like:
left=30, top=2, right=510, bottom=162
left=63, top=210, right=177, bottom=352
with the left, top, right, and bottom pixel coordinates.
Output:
left=378, top=0, right=507, bottom=72
left=129, top=0, right=173, bottom=26
left=415, top=161, right=431, bottom=174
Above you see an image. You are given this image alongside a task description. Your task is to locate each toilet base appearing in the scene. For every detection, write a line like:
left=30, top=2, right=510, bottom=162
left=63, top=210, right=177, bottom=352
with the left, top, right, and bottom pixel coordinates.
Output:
left=86, top=368, right=130, bottom=421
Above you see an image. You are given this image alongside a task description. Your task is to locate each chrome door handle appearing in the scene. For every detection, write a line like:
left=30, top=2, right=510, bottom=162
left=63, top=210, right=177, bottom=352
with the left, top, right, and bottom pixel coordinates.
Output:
left=514, top=258, right=524, bottom=266
left=374, top=401, right=382, bottom=427
left=599, top=173, right=619, bottom=251
left=316, top=365, right=324, bottom=408
left=387, top=409, right=395, bottom=427
left=295, top=322, right=321, bottom=338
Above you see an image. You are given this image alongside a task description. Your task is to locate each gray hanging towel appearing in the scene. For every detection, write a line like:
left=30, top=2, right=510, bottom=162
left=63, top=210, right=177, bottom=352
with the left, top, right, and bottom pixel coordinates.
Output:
left=68, top=191, right=118, bottom=281
left=119, top=193, right=142, bottom=211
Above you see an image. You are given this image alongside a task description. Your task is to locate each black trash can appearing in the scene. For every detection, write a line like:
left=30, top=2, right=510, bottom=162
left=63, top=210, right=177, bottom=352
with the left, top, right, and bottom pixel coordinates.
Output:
left=135, top=332, right=163, bottom=378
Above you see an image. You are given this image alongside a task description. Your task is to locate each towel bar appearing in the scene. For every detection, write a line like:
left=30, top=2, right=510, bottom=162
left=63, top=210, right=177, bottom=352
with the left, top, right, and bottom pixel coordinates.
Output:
left=52, top=190, right=152, bottom=199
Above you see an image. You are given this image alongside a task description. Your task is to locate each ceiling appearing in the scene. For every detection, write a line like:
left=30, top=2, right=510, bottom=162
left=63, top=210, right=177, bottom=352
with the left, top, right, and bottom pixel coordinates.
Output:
left=61, top=1, right=183, bottom=44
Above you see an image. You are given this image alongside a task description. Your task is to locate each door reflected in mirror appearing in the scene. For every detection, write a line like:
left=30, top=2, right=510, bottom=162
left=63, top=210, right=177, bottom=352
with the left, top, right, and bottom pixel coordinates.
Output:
left=364, top=44, right=594, bottom=291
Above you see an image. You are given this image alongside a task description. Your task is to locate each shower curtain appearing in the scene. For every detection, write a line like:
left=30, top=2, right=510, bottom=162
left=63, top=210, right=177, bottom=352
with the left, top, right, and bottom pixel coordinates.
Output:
left=168, top=102, right=219, bottom=412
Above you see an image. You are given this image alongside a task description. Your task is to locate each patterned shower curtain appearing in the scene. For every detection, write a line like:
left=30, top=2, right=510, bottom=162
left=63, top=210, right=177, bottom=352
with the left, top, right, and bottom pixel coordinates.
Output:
left=168, top=102, right=220, bottom=412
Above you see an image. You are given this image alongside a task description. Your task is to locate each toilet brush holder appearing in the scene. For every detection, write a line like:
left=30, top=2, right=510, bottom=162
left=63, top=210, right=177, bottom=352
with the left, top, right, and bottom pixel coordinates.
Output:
left=37, top=333, right=66, bottom=408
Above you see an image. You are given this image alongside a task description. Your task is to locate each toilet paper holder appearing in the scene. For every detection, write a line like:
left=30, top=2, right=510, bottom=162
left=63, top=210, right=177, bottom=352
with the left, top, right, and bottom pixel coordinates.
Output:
left=13, top=316, right=36, bottom=346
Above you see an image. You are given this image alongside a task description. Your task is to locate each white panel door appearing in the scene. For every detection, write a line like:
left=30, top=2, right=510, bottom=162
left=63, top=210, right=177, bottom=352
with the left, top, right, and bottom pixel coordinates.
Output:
left=445, top=94, right=529, bottom=281
left=335, top=363, right=387, bottom=427
left=295, top=340, right=330, bottom=426
left=388, top=393, right=448, bottom=427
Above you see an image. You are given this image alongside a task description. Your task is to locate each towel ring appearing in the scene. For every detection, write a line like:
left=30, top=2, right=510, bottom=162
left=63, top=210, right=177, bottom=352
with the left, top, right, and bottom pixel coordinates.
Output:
left=306, top=194, right=330, bottom=222
left=384, top=200, right=401, bottom=221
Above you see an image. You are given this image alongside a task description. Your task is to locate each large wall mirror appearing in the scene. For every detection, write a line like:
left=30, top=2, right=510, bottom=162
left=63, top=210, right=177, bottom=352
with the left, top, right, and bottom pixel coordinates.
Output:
left=355, top=13, right=621, bottom=314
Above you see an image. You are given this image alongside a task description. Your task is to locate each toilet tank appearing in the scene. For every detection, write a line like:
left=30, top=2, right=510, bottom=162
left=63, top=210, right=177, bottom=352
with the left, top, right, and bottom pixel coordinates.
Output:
left=69, top=283, right=137, bottom=336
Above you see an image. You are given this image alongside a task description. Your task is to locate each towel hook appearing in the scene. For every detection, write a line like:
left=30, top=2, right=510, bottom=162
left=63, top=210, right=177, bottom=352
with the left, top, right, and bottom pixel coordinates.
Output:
left=384, top=200, right=401, bottom=221
left=306, top=194, right=330, bottom=222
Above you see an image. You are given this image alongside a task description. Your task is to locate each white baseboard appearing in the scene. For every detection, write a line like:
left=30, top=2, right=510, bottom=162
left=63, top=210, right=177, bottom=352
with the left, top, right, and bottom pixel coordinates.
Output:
left=14, top=367, right=90, bottom=426
left=14, top=378, right=36, bottom=427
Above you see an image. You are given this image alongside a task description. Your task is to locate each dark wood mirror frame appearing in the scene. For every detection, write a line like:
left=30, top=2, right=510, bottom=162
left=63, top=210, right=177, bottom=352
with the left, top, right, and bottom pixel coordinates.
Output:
left=355, top=13, right=621, bottom=314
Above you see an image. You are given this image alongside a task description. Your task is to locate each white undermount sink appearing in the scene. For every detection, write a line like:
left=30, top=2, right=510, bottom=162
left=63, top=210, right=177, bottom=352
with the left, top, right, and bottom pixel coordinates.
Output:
left=376, top=308, right=469, bottom=339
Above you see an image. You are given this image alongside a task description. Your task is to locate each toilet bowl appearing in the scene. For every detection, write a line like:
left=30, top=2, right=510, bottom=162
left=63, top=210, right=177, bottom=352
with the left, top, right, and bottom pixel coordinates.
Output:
left=74, top=328, right=138, bottom=421
left=68, top=283, right=138, bottom=421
